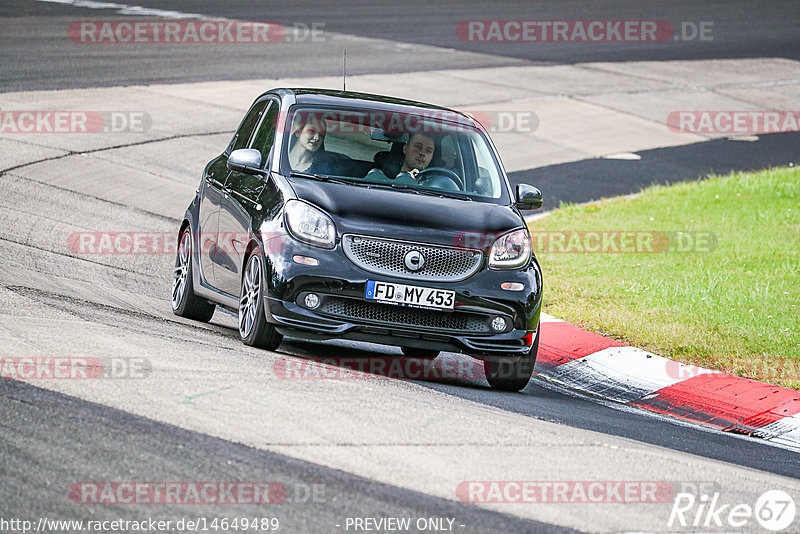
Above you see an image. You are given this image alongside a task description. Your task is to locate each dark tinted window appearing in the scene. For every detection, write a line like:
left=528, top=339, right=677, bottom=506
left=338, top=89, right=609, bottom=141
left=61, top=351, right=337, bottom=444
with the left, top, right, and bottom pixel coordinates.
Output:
left=279, top=106, right=507, bottom=202
left=229, top=99, right=268, bottom=152
left=250, top=101, right=280, bottom=163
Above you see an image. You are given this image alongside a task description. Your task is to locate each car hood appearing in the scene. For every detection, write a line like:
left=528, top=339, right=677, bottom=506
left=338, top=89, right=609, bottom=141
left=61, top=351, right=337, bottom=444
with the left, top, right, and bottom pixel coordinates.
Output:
left=287, top=177, right=524, bottom=252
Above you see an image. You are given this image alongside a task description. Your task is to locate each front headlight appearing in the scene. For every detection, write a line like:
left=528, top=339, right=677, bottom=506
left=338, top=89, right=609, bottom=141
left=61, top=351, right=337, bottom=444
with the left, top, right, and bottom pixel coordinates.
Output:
left=488, top=228, right=531, bottom=270
left=284, top=200, right=336, bottom=249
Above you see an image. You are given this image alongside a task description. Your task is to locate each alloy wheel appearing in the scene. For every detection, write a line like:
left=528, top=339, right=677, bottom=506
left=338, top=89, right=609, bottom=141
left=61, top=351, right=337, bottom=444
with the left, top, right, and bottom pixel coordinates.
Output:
left=172, top=231, right=191, bottom=310
left=239, top=255, right=262, bottom=338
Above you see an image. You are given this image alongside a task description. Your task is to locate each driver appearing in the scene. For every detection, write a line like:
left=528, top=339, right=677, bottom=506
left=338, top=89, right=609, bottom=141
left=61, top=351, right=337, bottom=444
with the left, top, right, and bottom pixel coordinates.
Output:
left=365, top=133, right=435, bottom=183
left=399, top=133, right=435, bottom=180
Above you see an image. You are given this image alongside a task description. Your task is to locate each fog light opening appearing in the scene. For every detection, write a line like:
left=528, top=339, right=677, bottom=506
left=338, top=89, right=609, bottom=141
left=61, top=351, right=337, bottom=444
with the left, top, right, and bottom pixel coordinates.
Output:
left=501, top=282, right=525, bottom=291
left=304, top=293, right=320, bottom=309
left=293, top=255, right=319, bottom=266
left=491, top=316, right=508, bottom=332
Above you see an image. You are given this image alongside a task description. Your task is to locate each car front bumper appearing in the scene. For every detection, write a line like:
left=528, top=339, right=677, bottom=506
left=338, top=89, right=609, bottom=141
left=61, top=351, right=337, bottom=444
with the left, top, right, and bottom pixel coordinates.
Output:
left=261, top=235, right=542, bottom=360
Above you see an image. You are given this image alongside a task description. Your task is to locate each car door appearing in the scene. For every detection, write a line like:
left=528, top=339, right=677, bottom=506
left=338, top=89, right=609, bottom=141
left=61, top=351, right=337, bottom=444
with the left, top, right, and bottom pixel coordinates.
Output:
left=215, top=98, right=280, bottom=296
left=197, top=154, right=230, bottom=287
left=199, top=99, right=269, bottom=291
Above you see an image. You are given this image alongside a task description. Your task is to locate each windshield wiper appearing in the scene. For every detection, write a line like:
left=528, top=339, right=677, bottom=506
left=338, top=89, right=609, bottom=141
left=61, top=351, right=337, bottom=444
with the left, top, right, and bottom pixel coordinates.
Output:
left=415, top=188, right=473, bottom=201
left=388, top=183, right=420, bottom=193
left=366, top=181, right=472, bottom=200
left=367, top=182, right=421, bottom=194
left=344, top=181, right=422, bottom=194
left=290, top=171, right=385, bottom=190
left=290, top=171, right=352, bottom=186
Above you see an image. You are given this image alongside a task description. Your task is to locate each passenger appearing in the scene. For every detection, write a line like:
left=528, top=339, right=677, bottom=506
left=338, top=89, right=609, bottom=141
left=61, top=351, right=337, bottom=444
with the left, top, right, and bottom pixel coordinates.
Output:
left=288, top=116, right=336, bottom=174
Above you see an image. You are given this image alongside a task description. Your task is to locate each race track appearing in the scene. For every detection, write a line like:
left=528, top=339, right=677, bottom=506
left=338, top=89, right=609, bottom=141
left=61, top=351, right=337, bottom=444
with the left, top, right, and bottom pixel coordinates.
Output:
left=1, top=2, right=799, bottom=533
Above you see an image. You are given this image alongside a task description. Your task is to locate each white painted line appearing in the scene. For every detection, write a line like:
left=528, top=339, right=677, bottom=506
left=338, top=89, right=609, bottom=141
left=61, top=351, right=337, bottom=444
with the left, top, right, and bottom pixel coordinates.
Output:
left=36, top=0, right=217, bottom=20
left=755, top=412, right=800, bottom=444
left=541, top=346, right=685, bottom=403
left=602, top=152, right=641, bottom=160
left=768, top=420, right=800, bottom=448
left=524, top=211, right=551, bottom=223
left=534, top=374, right=800, bottom=454
left=539, top=312, right=564, bottom=323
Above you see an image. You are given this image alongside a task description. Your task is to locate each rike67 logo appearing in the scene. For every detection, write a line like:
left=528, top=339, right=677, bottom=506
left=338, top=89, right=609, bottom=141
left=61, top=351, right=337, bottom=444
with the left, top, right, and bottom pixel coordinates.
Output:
left=669, top=489, right=796, bottom=531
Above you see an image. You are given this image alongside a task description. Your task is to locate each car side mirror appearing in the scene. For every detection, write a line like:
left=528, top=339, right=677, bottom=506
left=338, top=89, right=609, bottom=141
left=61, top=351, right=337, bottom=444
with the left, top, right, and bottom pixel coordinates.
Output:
left=227, top=148, right=266, bottom=175
left=515, top=184, right=543, bottom=210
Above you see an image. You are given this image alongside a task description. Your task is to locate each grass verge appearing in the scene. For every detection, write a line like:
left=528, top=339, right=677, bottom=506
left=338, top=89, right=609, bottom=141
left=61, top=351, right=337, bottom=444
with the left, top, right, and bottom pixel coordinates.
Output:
left=528, top=166, right=799, bottom=389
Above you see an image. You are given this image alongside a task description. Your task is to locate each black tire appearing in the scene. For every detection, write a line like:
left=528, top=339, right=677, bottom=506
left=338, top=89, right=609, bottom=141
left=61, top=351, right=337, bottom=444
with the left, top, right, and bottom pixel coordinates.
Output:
left=238, top=250, right=283, bottom=351
left=400, top=347, right=440, bottom=359
left=172, top=227, right=216, bottom=322
left=484, top=325, right=540, bottom=392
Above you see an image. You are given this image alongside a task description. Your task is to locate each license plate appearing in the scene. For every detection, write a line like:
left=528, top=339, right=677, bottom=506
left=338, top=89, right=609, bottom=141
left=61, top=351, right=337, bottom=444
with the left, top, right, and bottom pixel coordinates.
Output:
left=365, top=280, right=455, bottom=310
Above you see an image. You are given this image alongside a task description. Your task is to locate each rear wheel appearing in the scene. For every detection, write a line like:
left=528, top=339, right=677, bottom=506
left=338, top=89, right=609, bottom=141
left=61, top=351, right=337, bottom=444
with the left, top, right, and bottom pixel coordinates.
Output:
left=484, top=326, right=539, bottom=392
left=400, top=347, right=440, bottom=359
left=172, top=228, right=216, bottom=322
left=239, top=250, right=282, bottom=351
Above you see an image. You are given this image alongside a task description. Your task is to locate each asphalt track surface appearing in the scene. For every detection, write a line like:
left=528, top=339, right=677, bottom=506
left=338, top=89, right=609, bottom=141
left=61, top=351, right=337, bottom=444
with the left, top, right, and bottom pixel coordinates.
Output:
left=509, top=132, right=800, bottom=210
left=3, top=0, right=800, bottom=91
left=1, top=379, right=570, bottom=533
left=1, top=2, right=800, bottom=533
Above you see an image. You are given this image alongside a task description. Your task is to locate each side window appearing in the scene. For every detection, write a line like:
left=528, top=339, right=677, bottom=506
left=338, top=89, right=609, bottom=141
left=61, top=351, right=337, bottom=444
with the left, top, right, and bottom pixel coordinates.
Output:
left=440, top=134, right=463, bottom=177
left=229, top=100, right=269, bottom=153
left=250, top=101, right=280, bottom=164
left=469, top=136, right=499, bottom=197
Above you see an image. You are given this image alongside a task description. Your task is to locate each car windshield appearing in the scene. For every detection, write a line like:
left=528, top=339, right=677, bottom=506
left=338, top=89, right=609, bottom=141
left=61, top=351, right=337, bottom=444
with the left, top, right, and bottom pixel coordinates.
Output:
left=280, top=105, right=508, bottom=202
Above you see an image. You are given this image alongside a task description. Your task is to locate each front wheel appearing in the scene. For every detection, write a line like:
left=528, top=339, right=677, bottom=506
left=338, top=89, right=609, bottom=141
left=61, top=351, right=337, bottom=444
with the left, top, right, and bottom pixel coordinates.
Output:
left=484, top=326, right=539, bottom=392
left=239, top=250, right=282, bottom=351
left=172, top=227, right=216, bottom=322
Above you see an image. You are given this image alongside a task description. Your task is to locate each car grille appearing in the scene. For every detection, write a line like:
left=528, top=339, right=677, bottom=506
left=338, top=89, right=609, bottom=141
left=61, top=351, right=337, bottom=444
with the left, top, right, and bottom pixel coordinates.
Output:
left=318, top=297, right=490, bottom=334
left=342, top=234, right=482, bottom=282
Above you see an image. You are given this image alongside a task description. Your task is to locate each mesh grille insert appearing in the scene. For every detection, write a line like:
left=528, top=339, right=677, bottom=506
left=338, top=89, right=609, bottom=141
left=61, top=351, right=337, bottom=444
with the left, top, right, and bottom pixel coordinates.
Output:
left=343, top=234, right=482, bottom=282
left=319, top=297, right=489, bottom=334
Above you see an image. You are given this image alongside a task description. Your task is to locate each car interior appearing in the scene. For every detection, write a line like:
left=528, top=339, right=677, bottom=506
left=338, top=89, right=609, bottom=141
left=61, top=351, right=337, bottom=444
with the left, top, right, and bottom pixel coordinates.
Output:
left=295, top=123, right=497, bottom=197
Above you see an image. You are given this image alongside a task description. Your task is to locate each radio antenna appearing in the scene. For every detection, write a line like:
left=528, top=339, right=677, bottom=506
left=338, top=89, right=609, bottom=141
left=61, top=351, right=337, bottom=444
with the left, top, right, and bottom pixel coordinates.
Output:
left=342, top=49, right=347, bottom=92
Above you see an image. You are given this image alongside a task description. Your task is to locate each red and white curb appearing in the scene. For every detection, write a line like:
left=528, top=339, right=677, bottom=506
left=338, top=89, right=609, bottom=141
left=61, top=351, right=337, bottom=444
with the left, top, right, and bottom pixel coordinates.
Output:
left=535, top=313, right=800, bottom=449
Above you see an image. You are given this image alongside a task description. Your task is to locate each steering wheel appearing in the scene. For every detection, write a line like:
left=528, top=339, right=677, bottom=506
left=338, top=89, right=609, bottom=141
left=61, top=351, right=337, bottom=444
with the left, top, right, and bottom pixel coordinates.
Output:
left=416, top=167, right=463, bottom=191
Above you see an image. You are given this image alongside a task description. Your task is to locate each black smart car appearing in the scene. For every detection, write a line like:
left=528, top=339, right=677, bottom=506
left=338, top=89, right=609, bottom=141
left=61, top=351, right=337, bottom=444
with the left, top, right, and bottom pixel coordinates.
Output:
left=172, top=88, right=543, bottom=391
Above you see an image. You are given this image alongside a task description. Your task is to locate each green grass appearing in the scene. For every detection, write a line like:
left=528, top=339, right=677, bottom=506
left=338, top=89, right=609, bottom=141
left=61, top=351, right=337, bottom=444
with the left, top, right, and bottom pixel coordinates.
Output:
left=528, top=166, right=800, bottom=389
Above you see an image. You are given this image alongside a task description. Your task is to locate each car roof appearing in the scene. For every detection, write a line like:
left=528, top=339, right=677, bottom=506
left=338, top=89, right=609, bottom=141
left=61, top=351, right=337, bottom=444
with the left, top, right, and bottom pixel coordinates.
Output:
left=260, top=88, right=480, bottom=128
